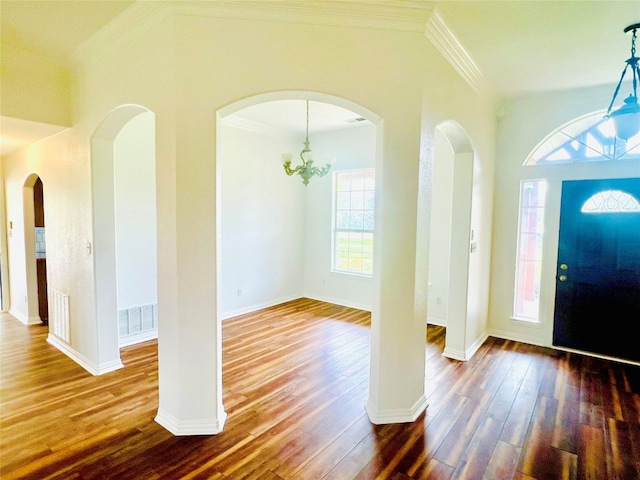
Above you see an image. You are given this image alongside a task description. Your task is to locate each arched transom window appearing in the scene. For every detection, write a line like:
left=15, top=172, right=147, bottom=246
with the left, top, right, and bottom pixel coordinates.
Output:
left=581, top=190, right=640, bottom=213
left=525, top=112, right=640, bottom=165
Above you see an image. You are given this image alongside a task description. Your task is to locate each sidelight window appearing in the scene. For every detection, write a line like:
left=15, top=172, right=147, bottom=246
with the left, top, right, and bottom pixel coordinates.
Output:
left=514, top=180, right=547, bottom=321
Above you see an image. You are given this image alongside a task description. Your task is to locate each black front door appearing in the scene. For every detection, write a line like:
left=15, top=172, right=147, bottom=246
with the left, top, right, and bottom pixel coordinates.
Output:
left=553, top=178, right=640, bottom=361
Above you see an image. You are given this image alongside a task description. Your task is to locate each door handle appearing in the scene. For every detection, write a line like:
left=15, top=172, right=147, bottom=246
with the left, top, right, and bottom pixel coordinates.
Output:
left=560, top=264, right=568, bottom=270
left=559, top=275, right=567, bottom=282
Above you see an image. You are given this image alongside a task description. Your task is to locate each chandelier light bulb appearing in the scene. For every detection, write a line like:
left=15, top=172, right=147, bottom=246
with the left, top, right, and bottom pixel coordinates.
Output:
left=281, top=100, right=333, bottom=186
left=605, top=23, right=640, bottom=141
left=609, top=95, right=640, bottom=140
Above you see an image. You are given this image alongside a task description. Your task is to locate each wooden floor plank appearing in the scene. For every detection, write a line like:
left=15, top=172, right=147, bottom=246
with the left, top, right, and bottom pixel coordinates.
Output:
left=2, top=299, right=640, bottom=479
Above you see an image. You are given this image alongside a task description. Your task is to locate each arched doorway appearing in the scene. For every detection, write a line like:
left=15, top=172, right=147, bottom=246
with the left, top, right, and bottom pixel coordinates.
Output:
left=428, top=121, right=477, bottom=361
left=216, top=91, right=386, bottom=424
left=22, top=173, right=47, bottom=325
left=90, top=104, right=157, bottom=373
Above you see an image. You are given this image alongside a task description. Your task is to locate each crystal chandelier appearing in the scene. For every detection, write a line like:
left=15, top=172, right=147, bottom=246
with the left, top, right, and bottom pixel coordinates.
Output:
left=606, top=23, right=640, bottom=140
left=281, top=100, right=332, bottom=186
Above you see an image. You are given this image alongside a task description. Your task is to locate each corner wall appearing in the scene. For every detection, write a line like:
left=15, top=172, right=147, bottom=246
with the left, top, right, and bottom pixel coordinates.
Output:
left=218, top=120, right=305, bottom=318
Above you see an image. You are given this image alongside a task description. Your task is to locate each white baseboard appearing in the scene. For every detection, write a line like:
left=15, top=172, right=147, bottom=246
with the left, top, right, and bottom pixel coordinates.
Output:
left=119, top=328, right=158, bottom=347
left=443, top=332, right=489, bottom=362
left=488, top=328, right=640, bottom=367
left=27, top=315, right=43, bottom=325
left=220, top=294, right=301, bottom=320
left=304, top=293, right=372, bottom=312
left=465, top=332, right=489, bottom=359
left=365, top=395, right=428, bottom=425
left=155, top=408, right=227, bottom=436
left=442, top=346, right=467, bottom=361
left=486, top=327, right=545, bottom=347
left=47, top=333, right=124, bottom=376
left=9, top=308, right=36, bottom=325
left=221, top=295, right=371, bottom=320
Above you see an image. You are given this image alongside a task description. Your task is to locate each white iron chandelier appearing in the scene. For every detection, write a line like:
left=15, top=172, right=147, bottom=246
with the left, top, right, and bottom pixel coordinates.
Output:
left=606, top=23, right=640, bottom=140
left=281, top=100, right=332, bottom=186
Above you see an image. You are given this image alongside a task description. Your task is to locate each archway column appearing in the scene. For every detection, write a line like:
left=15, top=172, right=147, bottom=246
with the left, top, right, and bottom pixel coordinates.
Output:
left=366, top=119, right=428, bottom=424
left=154, top=107, right=226, bottom=435
left=21, top=174, right=44, bottom=325
left=444, top=151, right=474, bottom=360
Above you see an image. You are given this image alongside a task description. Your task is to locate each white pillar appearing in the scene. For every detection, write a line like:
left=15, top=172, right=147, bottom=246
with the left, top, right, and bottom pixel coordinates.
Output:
left=155, top=111, right=226, bottom=435
left=443, top=151, right=474, bottom=361
left=366, top=117, right=428, bottom=424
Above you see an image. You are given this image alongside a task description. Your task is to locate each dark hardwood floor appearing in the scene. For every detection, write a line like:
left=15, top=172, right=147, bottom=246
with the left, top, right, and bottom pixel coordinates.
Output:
left=2, top=298, right=640, bottom=479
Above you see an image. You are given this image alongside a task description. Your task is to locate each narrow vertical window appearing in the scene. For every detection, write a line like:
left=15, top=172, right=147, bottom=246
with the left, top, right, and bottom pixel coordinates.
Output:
left=514, top=180, right=547, bottom=321
left=332, top=169, right=375, bottom=276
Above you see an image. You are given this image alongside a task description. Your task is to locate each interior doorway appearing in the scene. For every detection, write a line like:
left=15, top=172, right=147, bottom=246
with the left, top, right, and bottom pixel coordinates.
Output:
left=215, top=91, right=382, bottom=427
left=553, top=177, right=640, bottom=361
left=90, top=104, right=157, bottom=373
left=33, top=177, right=48, bottom=324
left=22, top=174, right=47, bottom=325
left=428, top=121, right=476, bottom=361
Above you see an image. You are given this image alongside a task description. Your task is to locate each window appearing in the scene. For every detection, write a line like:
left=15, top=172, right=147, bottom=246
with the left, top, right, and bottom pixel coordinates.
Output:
left=332, top=169, right=375, bottom=276
left=581, top=190, right=640, bottom=213
left=514, top=180, right=547, bottom=321
left=525, top=111, right=640, bottom=165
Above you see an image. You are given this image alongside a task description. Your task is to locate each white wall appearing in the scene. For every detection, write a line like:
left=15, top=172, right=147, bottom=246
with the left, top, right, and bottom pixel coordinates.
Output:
left=113, top=111, right=157, bottom=310
left=218, top=120, right=304, bottom=318
left=218, top=119, right=375, bottom=317
left=489, top=84, right=640, bottom=347
left=3, top=128, right=98, bottom=355
left=2, top=2, right=498, bottom=433
left=426, top=129, right=454, bottom=325
left=0, top=159, right=9, bottom=312
left=304, top=124, right=376, bottom=310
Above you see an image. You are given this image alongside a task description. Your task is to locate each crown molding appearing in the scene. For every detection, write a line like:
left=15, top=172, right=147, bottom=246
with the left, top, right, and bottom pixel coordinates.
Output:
left=175, top=1, right=435, bottom=32
left=71, top=1, right=172, bottom=68
left=425, top=9, right=494, bottom=102
left=71, top=1, right=494, bottom=104
left=72, top=0, right=436, bottom=66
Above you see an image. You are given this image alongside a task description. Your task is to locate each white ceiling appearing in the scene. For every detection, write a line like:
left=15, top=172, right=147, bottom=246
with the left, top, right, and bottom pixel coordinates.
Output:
left=1, top=0, right=639, bottom=155
left=226, top=100, right=371, bottom=135
left=436, top=1, right=639, bottom=99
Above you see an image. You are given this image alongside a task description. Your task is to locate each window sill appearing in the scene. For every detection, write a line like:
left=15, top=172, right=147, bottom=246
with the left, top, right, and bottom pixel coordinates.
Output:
left=511, top=316, right=542, bottom=326
left=331, top=270, right=373, bottom=279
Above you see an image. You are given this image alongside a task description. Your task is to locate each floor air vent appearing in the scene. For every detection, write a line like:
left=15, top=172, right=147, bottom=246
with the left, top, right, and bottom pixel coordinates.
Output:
left=52, top=291, right=70, bottom=343
left=118, top=303, right=158, bottom=345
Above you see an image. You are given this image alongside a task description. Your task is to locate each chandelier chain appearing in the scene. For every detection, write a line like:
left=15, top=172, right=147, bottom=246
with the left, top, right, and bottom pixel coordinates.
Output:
left=306, top=100, right=310, bottom=142
left=281, top=99, right=333, bottom=185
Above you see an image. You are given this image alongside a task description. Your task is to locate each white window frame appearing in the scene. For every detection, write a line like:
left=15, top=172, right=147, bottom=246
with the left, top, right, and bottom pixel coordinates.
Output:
left=513, top=179, right=548, bottom=322
left=331, top=168, right=375, bottom=277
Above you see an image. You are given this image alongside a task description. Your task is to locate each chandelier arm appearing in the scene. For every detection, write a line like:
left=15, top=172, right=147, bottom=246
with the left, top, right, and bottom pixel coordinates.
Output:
left=607, top=65, right=630, bottom=114
left=283, top=161, right=302, bottom=176
left=280, top=99, right=332, bottom=185
left=309, top=164, right=332, bottom=177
